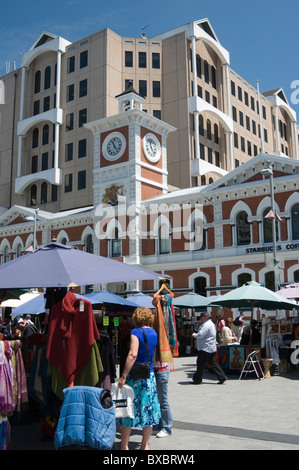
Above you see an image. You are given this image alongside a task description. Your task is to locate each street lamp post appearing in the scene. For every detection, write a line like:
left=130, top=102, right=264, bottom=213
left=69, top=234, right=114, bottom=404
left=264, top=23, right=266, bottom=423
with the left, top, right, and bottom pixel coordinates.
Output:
left=261, top=164, right=279, bottom=291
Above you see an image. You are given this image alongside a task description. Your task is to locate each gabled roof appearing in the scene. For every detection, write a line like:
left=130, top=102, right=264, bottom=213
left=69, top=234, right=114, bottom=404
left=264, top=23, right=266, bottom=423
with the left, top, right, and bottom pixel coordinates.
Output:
left=0, top=205, right=94, bottom=227
left=263, top=87, right=289, bottom=105
left=200, top=152, right=299, bottom=195
left=30, top=32, right=58, bottom=51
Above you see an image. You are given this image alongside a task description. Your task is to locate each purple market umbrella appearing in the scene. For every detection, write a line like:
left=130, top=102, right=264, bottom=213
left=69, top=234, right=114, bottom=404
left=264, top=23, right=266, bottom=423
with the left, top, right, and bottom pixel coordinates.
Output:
left=10, top=291, right=99, bottom=319
left=128, top=292, right=155, bottom=309
left=276, top=283, right=299, bottom=300
left=0, top=242, right=164, bottom=289
left=83, top=290, right=139, bottom=308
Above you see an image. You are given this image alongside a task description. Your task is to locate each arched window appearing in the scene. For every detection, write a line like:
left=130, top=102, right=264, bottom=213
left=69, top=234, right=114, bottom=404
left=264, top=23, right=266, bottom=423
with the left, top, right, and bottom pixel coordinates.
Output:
left=34, top=71, right=41, bottom=94
left=30, top=185, right=37, bottom=206
left=204, top=61, right=209, bottom=84
left=294, top=270, right=299, bottom=282
left=207, top=120, right=212, bottom=140
left=109, top=227, right=121, bottom=258
left=237, top=272, right=251, bottom=287
left=190, top=219, right=204, bottom=251
left=196, top=54, right=201, bottom=78
left=3, top=246, right=10, bottom=264
left=42, top=124, right=49, bottom=145
left=60, top=238, right=67, bottom=245
left=236, top=211, right=250, bottom=245
left=15, top=244, right=22, bottom=258
left=214, top=124, right=219, bottom=144
left=265, top=271, right=275, bottom=291
left=199, top=115, right=204, bottom=136
left=263, top=208, right=279, bottom=243
left=158, top=223, right=170, bottom=254
left=291, top=203, right=299, bottom=240
left=44, top=66, right=51, bottom=89
left=85, top=234, right=93, bottom=253
left=41, top=182, right=47, bottom=203
left=194, top=276, right=207, bottom=296
left=32, top=128, right=39, bottom=148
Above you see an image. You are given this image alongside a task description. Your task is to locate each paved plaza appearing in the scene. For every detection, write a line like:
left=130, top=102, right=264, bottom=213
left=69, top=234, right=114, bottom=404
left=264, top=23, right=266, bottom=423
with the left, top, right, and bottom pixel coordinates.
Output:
left=7, top=354, right=299, bottom=451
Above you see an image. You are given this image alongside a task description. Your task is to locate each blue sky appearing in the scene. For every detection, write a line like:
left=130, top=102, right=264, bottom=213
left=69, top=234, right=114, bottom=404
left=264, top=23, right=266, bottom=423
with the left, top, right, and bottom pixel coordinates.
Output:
left=1, top=0, right=298, bottom=107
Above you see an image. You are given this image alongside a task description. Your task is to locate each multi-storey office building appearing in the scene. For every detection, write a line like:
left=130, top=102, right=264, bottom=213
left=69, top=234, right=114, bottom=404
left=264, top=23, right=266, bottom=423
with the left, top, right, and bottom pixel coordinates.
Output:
left=0, top=19, right=298, bottom=307
left=0, top=19, right=298, bottom=216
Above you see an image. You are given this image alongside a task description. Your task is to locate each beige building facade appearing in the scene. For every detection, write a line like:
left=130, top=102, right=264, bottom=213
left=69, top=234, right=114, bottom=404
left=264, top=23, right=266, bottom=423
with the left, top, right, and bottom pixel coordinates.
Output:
left=0, top=19, right=298, bottom=217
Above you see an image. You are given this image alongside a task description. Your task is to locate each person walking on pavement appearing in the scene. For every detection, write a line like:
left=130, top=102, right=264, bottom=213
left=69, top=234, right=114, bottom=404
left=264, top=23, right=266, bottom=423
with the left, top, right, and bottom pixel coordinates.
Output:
left=192, top=312, right=227, bottom=385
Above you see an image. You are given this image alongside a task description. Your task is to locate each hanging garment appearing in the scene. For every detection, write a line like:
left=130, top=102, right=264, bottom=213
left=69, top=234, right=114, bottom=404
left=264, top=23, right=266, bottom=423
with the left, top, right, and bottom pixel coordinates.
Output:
left=46, top=291, right=100, bottom=384
left=0, top=342, right=14, bottom=414
left=54, top=386, right=116, bottom=450
left=152, top=296, right=174, bottom=369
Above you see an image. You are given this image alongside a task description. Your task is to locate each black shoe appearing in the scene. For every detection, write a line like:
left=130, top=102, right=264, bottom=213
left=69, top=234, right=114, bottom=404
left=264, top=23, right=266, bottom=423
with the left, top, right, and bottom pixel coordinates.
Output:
left=191, top=381, right=202, bottom=385
left=217, top=377, right=228, bottom=384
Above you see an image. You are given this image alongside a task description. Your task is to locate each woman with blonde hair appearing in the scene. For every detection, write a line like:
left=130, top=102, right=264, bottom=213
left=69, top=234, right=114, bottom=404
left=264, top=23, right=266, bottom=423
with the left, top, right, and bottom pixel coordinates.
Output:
left=118, top=307, right=161, bottom=450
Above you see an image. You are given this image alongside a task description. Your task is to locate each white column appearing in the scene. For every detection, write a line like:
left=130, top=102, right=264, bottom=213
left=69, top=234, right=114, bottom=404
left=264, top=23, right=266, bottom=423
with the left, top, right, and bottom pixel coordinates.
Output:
left=293, top=121, right=299, bottom=160
left=54, top=50, right=62, bottom=170
left=17, top=66, right=26, bottom=177
left=274, top=105, right=280, bottom=154
left=191, top=36, right=200, bottom=161
left=225, top=65, right=233, bottom=171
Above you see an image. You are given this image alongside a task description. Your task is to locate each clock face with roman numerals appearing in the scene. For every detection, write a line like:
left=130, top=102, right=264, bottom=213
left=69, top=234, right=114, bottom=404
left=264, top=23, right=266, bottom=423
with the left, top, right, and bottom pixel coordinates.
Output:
left=102, top=132, right=126, bottom=161
left=143, top=133, right=161, bottom=162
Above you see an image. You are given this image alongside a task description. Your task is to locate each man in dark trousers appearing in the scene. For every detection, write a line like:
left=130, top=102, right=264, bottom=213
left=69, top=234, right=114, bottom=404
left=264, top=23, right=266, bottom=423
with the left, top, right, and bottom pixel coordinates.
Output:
left=192, top=312, right=227, bottom=385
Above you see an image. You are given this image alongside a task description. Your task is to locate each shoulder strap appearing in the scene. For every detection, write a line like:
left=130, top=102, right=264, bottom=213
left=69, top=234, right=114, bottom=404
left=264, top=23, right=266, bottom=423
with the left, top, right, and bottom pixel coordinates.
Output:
left=141, top=328, right=150, bottom=361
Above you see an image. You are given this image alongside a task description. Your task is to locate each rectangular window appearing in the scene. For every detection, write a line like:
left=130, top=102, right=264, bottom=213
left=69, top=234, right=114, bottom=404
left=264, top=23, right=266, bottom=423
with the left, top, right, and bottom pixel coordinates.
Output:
left=152, top=81, right=160, bottom=97
left=66, top=113, right=74, bottom=131
left=78, top=170, right=86, bottom=190
left=33, top=100, right=40, bottom=115
left=68, top=56, right=75, bottom=73
left=251, top=96, right=255, bottom=111
left=42, top=152, right=48, bottom=171
left=247, top=140, right=252, bottom=156
left=78, top=138, right=87, bottom=158
left=79, top=79, right=88, bottom=97
left=67, top=84, right=74, bottom=102
left=232, top=106, right=237, bottom=122
left=139, top=80, right=147, bottom=97
left=79, top=108, right=87, bottom=127
left=80, top=50, right=88, bottom=68
left=152, top=52, right=160, bottom=69
left=31, top=155, right=38, bottom=173
left=153, top=110, right=161, bottom=119
left=234, top=132, right=238, bottom=148
left=238, top=86, right=242, bottom=101
left=65, top=142, right=73, bottom=161
left=138, top=51, right=146, bottom=68
left=239, top=111, right=244, bottom=127
left=51, top=185, right=58, bottom=202
left=125, top=51, right=133, bottom=67
left=43, top=96, right=50, bottom=112
left=246, top=115, right=250, bottom=131
left=244, top=91, right=249, bottom=106
left=241, top=137, right=245, bottom=152
left=65, top=174, right=73, bottom=193
left=231, top=81, right=236, bottom=96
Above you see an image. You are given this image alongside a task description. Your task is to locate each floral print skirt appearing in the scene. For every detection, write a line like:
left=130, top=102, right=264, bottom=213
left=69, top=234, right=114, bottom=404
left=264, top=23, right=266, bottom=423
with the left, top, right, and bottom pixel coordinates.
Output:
left=118, top=372, right=161, bottom=428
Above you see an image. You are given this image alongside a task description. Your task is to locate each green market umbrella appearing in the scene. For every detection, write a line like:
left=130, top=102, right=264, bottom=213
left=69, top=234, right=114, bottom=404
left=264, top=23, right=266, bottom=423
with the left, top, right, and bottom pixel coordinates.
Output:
left=173, top=292, right=211, bottom=309
left=208, top=281, right=297, bottom=318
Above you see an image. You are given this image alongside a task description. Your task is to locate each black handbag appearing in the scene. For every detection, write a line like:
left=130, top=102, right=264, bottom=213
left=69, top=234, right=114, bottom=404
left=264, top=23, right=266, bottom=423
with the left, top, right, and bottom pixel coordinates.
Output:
left=129, top=329, right=151, bottom=380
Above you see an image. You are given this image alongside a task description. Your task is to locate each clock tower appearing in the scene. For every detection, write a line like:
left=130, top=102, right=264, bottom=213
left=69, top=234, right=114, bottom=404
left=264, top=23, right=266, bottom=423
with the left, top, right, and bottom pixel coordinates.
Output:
left=85, top=82, right=175, bottom=283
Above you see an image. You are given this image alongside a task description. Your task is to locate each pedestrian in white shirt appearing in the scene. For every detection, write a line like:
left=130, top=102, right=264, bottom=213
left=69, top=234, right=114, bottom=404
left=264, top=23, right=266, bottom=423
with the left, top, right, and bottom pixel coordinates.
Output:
left=192, top=312, right=227, bottom=385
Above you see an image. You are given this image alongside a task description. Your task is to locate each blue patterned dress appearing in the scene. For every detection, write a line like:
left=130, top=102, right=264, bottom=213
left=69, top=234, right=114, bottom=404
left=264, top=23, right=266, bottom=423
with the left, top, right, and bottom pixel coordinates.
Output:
left=118, top=327, right=161, bottom=428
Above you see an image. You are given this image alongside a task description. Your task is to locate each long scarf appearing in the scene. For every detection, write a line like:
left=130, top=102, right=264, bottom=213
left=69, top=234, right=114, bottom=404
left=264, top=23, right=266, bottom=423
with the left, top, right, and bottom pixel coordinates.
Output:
left=153, top=295, right=174, bottom=370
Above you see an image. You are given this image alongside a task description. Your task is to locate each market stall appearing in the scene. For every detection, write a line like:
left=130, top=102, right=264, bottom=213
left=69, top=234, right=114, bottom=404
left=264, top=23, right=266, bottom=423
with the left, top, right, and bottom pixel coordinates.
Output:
left=0, top=242, right=164, bottom=449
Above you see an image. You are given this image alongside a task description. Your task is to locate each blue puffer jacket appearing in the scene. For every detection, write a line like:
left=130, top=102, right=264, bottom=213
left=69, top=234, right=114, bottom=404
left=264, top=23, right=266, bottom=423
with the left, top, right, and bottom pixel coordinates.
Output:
left=54, top=386, right=116, bottom=450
